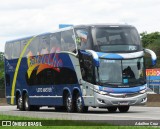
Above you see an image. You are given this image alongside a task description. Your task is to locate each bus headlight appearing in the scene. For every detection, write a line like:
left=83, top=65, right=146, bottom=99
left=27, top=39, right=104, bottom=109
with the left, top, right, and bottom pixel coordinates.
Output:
left=99, top=91, right=108, bottom=95
left=93, top=88, right=108, bottom=95
left=139, top=89, right=146, bottom=94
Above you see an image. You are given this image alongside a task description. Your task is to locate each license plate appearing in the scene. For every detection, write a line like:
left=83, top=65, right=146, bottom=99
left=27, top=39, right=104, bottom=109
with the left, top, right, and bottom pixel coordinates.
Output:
left=119, top=101, right=129, bottom=105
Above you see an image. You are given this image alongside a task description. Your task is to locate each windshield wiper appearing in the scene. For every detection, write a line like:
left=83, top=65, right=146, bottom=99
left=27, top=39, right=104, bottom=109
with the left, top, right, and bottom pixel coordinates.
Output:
left=97, top=82, right=120, bottom=86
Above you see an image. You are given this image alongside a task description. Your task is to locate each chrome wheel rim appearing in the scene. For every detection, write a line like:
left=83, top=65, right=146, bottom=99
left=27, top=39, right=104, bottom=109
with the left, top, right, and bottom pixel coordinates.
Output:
left=76, top=96, right=82, bottom=110
left=25, top=97, right=29, bottom=109
left=67, top=95, right=72, bottom=110
left=18, top=96, right=22, bottom=108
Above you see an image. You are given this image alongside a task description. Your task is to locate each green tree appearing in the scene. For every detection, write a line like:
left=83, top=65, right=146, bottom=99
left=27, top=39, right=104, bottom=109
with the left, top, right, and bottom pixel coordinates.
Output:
left=141, top=32, right=160, bottom=68
left=147, top=39, right=160, bottom=68
left=0, top=52, right=4, bottom=61
left=140, top=32, right=160, bottom=47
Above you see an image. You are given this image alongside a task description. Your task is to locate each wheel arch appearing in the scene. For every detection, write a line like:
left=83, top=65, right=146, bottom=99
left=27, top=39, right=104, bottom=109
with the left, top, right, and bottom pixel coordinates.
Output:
left=63, top=88, right=71, bottom=105
left=22, top=89, right=28, bottom=96
left=22, top=89, right=28, bottom=101
left=72, top=88, right=81, bottom=100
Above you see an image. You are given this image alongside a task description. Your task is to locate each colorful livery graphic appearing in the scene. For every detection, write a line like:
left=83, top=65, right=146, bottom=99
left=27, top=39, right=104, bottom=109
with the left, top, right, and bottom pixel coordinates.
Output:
left=5, top=24, right=157, bottom=113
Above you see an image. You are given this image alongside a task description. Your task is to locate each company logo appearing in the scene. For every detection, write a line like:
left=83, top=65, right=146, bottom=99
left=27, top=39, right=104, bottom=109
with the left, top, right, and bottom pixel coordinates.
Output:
left=27, top=52, right=63, bottom=78
left=1, top=121, right=42, bottom=126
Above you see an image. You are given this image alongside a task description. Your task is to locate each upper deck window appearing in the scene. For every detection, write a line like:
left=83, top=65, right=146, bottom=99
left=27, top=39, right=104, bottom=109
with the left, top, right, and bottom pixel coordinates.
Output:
left=5, top=43, right=12, bottom=60
left=6, top=41, right=21, bottom=59
left=50, top=32, right=61, bottom=53
left=74, top=28, right=91, bottom=50
left=61, top=30, right=76, bottom=53
left=93, top=26, right=142, bottom=52
left=39, top=35, right=50, bottom=55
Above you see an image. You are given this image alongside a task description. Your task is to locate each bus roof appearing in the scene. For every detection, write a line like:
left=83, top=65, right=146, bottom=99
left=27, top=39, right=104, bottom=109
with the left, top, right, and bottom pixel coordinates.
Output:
left=73, top=23, right=134, bottom=28
left=6, top=32, right=51, bottom=43
left=6, top=24, right=135, bottom=43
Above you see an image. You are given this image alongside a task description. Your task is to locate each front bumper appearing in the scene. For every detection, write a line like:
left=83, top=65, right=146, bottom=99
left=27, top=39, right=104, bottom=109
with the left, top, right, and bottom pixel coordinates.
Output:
left=94, top=92, right=147, bottom=107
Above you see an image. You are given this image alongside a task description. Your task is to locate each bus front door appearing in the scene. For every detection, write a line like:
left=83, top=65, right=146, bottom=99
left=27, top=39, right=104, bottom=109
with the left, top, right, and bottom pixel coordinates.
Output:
left=78, top=50, right=95, bottom=106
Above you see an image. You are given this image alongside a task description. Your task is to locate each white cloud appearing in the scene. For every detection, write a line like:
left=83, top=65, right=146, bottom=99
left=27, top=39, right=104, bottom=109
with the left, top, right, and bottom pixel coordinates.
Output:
left=0, top=0, right=160, bottom=52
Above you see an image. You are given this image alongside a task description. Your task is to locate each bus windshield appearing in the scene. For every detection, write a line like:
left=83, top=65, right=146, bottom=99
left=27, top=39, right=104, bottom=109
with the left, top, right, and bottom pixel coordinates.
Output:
left=97, top=58, right=145, bottom=87
left=93, top=26, right=142, bottom=52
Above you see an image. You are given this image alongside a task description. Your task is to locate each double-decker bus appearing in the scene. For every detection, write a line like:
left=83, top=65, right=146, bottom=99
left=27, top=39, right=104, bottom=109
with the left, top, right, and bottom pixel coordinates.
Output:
left=4, top=24, right=156, bottom=113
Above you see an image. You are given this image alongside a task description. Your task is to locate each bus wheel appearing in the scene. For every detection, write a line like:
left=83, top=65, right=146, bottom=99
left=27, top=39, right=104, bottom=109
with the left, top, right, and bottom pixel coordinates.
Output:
left=24, top=94, right=34, bottom=111
left=24, top=94, right=29, bottom=111
left=76, top=93, right=88, bottom=113
left=107, top=107, right=117, bottom=112
left=17, top=95, right=24, bottom=111
left=65, top=93, right=74, bottom=112
left=118, top=106, right=130, bottom=113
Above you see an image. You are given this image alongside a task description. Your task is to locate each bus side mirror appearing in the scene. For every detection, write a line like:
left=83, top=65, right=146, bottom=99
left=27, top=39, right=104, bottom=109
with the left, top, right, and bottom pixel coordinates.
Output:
left=86, top=50, right=99, bottom=67
left=144, top=49, right=157, bottom=66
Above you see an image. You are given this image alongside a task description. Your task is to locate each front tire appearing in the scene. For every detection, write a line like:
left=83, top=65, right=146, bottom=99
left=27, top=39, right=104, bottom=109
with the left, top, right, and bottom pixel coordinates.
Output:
left=107, top=107, right=117, bottom=112
left=118, top=106, right=130, bottom=113
left=76, top=93, right=88, bottom=113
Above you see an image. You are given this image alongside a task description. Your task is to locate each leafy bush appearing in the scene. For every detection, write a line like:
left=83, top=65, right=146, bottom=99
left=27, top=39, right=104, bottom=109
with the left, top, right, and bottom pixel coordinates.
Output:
left=141, top=32, right=160, bottom=68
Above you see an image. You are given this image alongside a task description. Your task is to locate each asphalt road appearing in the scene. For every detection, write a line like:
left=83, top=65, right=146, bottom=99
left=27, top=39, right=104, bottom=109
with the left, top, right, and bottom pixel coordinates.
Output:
left=0, top=106, right=160, bottom=121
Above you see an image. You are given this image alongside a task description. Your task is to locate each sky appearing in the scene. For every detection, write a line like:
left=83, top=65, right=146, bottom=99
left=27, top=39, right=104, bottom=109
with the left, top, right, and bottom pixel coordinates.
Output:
left=0, top=0, right=160, bottom=52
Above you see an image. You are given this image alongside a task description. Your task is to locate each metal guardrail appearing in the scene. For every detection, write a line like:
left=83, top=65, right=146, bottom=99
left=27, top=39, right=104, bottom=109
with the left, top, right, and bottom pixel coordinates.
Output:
left=0, top=89, right=5, bottom=98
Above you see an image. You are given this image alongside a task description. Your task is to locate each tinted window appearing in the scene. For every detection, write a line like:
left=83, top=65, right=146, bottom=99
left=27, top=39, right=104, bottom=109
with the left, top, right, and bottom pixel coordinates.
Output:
left=39, top=35, right=50, bottom=55
left=94, top=27, right=141, bottom=52
left=75, top=28, right=91, bottom=50
left=26, top=67, right=78, bottom=85
left=5, top=43, right=12, bottom=59
left=50, top=33, right=61, bottom=53
left=78, top=51, right=94, bottom=83
left=21, top=39, right=29, bottom=57
left=12, top=41, right=20, bottom=59
left=57, top=68, right=78, bottom=84
left=26, top=69, right=55, bottom=85
left=29, top=37, right=39, bottom=56
left=95, top=27, right=140, bottom=45
left=61, top=30, right=76, bottom=52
